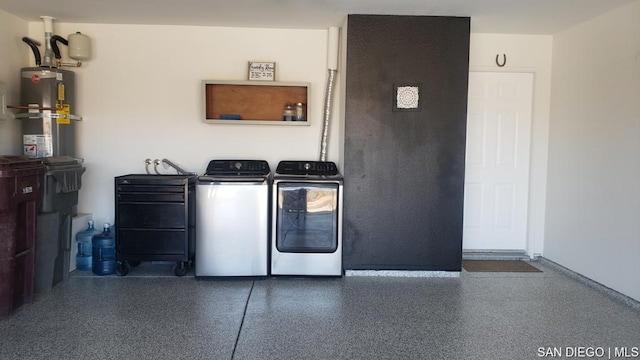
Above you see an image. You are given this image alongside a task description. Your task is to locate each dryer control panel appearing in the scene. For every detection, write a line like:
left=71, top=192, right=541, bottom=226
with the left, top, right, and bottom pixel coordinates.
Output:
left=276, top=161, right=338, bottom=176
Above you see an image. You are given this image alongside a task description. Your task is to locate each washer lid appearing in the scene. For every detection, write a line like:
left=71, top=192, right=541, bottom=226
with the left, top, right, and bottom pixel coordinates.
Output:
left=204, top=160, right=270, bottom=176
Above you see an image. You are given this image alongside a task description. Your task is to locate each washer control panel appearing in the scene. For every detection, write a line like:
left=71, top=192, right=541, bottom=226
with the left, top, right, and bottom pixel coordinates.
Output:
left=205, top=160, right=270, bottom=176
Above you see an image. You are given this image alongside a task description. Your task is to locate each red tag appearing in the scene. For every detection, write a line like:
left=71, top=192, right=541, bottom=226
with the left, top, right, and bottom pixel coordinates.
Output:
left=31, top=74, right=40, bottom=83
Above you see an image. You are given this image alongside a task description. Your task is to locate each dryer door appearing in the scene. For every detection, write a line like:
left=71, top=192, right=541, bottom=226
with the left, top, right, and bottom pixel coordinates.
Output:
left=276, top=182, right=339, bottom=253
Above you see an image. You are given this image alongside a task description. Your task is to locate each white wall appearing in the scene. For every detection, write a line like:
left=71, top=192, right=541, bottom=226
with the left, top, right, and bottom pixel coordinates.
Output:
left=25, top=22, right=341, bottom=227
left=546, top=0, right=640, bottom=301
left=14, top=20, right=554, bottom=259
left=468, top=33, right=553, bottom=257
left=0, top=10, right=27, bottom=155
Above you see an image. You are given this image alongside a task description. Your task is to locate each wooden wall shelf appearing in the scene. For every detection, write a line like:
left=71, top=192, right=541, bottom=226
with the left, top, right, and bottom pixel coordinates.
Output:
left=202, top=80, right=310, bottom=125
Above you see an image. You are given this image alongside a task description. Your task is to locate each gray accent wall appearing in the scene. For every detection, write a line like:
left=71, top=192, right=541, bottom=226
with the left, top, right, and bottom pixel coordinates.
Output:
left=343, top=15, right=470, bottom=271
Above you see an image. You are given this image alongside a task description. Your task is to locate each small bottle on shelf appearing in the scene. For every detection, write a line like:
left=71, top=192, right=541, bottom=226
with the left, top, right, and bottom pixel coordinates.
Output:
left=283, top=103, right=295, bottom=121
left=295, top=103, right=306, bottom=121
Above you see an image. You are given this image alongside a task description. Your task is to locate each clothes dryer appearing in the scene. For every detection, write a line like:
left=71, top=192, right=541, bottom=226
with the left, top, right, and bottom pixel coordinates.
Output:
left=271, top=161, right=343, bottom=276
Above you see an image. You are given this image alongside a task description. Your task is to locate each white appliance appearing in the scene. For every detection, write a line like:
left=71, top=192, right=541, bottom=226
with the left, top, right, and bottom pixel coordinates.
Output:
left=195, top=160, right=270, bottom=277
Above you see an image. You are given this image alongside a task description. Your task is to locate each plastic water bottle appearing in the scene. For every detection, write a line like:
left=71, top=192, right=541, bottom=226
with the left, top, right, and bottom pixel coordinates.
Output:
left=92, top=223, right=116, bottom=276
left=75, top=220, right=100, bottom=271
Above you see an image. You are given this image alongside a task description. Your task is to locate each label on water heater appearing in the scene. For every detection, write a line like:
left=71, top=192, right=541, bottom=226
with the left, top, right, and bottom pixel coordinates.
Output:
left=23, top=134, right=53, bottom=157
left=56, top=104, right=71, bottom=124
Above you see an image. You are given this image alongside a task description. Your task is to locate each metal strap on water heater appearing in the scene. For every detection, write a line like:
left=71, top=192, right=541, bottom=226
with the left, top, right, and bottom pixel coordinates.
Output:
left=14, top=112, right=83, bottom=121
left=7, top=104, right=83, bottom=120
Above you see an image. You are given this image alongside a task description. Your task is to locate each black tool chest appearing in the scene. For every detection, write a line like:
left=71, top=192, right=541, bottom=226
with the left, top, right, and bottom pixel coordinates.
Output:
left=114, top=175, right=195, bottom=276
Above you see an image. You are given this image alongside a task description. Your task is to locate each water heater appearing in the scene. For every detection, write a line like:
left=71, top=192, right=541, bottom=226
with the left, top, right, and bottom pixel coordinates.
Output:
left=18, top=67, right=78, bottom=158
left=14, top=16, right=86, bottom=158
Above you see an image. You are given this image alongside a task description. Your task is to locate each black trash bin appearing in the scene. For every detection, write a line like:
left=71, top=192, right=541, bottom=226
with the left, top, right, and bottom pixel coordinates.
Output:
left=34, top=156, right=85, bottom=293
left=0, top=155, right=46, bottom=317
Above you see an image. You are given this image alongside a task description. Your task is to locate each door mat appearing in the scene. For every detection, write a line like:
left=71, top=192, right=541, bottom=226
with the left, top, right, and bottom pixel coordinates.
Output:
left=462, top=260, right=542, bottom=273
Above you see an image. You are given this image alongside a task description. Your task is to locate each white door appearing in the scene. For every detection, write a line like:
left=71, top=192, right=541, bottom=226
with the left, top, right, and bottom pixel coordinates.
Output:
left=463, top=72, right=534, bottom=251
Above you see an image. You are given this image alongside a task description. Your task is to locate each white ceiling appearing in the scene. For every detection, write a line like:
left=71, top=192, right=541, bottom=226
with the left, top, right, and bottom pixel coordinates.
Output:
left=0, top=0, right=636, bottom=34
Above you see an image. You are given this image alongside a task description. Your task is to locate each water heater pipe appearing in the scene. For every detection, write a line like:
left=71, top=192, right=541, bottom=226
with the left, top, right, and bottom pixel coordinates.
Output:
left=319, top=27, right=340, bottom=162
left=39, top=16, right=56, bottom=67
left=22, top=37, right=42, bottom=66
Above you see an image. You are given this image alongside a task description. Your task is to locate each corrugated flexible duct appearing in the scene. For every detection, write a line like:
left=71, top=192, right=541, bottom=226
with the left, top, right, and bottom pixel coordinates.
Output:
left=319, top=27, right=340, bottom=162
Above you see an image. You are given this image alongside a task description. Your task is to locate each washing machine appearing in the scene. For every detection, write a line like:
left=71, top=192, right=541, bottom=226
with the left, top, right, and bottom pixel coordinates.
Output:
left=196, top=160, right=270, bottom=277
left=271, top=160, right=343, bottom=276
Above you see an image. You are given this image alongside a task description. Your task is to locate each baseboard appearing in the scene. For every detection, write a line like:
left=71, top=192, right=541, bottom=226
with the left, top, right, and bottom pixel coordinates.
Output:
left=345, top=270, right=460, bottom=278
left=539, top=257, right=640, bottom=312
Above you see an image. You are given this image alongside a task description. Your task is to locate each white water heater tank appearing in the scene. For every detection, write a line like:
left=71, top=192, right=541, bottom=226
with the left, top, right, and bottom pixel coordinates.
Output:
left=68, top=32, right=91, bottom=61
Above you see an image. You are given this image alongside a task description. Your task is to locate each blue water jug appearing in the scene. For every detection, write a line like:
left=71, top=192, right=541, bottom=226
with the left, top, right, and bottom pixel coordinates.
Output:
left=92, top=223, right=116, bottom=276
left=76, top=220, right=100, bottom=271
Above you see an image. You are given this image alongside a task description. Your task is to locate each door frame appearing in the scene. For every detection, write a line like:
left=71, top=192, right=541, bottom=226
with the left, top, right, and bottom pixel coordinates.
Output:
left=465, top=68, right=549, bottom=258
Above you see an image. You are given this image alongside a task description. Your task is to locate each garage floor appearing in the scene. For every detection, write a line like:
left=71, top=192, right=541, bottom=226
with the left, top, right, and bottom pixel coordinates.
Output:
left=1, top=260, right=639, bottom=360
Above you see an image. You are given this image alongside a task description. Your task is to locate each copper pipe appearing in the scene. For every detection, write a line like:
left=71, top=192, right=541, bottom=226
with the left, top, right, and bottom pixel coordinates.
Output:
left=6, top=105, right=55, bottom=110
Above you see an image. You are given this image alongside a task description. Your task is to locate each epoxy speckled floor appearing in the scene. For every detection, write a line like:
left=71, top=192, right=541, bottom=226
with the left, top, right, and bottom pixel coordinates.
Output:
left=1, top=260, right=639, bottom=360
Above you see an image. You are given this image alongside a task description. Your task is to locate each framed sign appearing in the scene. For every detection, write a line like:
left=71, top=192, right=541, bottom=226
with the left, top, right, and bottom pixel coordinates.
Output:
left=248, top=61, right=276, bottom=81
